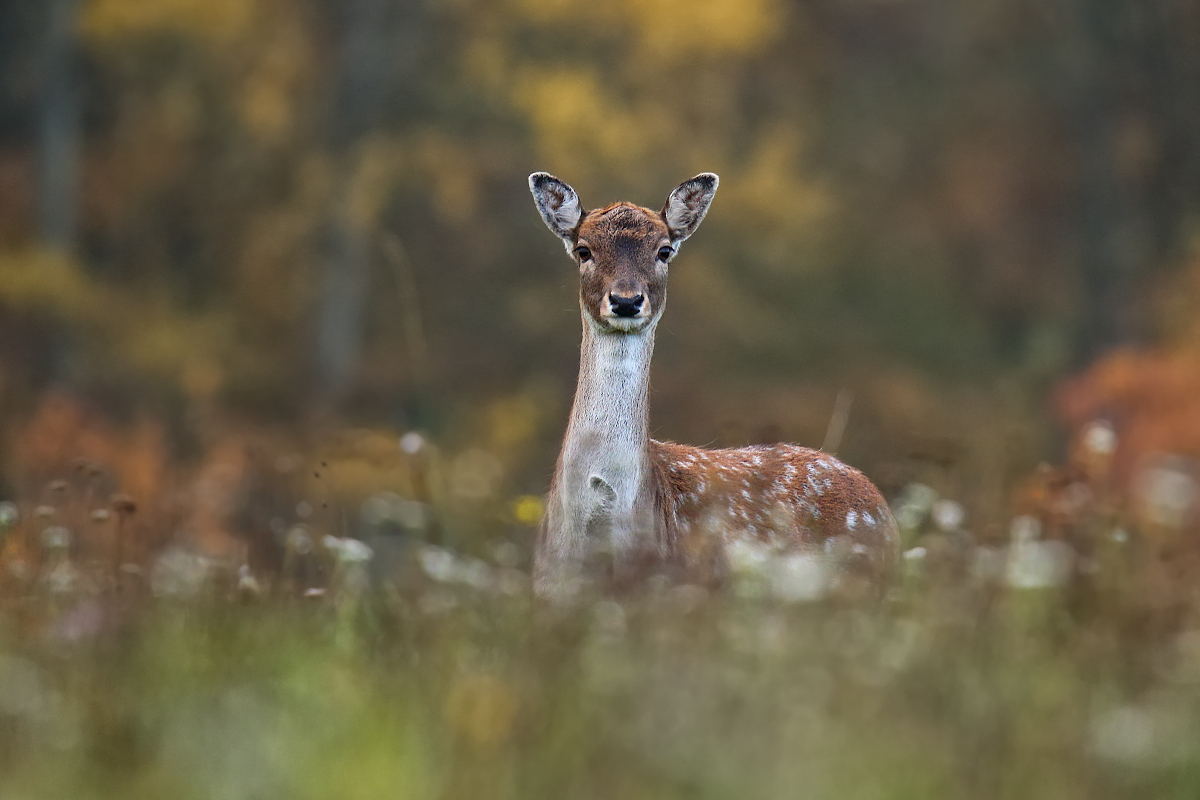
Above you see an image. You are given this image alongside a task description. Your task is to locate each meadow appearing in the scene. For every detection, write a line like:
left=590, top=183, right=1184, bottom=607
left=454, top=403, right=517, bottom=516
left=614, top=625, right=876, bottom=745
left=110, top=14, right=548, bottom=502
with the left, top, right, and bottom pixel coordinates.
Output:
left=2, top=434, right=1199, bottom=800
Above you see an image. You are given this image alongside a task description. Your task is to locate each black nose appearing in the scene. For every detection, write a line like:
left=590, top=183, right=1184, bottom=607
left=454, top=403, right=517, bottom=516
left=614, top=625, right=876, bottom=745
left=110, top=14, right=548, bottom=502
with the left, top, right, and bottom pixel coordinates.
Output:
left=609, top=292, right=644, bottom=318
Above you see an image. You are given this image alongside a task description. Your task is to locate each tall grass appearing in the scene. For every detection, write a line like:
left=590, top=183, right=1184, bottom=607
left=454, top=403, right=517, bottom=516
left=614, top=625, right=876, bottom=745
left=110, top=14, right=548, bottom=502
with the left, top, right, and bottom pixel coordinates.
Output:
left=2, top=455, right=1200, bottom=800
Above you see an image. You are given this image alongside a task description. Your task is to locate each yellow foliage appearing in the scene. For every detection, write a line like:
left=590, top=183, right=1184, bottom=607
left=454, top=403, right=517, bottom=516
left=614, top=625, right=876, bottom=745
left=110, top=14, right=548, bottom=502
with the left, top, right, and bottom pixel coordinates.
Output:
left=353, top=430, right=404, bottom=464
left=513, top=68, right=657, bottom=174
left=510, top=0, right=573, bottom=24
left=330, top=133, right=487, bottom=229
left=0, top=249, right=240, bottom=392
left=344, top=137, right=404, bottom=231
left=394, top=132, right=490, bottom=226
left=109, top=299, right=234, bottom=381
left=617, top=0, right=782, bottom=57
left=463, top=37, right=512, bottom=93
left=512, top=0, right=780, bottom=56
left=722, top=127, right=833, bottom=240
left=239, top=23, right=309, bottom=142
left=0, top=249, right=107, bottom=318
left=238, top=71, right=293, bottom=144
left=82, top=0, right=255, bottom=42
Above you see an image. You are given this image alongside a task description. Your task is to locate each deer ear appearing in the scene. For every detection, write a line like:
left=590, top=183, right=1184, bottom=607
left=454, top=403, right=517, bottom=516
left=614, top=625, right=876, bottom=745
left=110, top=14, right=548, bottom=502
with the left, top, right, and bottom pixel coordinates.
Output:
left=662, top=173, right=718, bottom=242
left=529, top=173, right=584, bottom=241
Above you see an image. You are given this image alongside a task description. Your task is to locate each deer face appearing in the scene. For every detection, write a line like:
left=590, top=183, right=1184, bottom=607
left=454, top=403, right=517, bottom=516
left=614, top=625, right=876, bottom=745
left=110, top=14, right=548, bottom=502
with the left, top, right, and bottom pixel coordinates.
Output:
left=530, top=173, right=718, bottom=334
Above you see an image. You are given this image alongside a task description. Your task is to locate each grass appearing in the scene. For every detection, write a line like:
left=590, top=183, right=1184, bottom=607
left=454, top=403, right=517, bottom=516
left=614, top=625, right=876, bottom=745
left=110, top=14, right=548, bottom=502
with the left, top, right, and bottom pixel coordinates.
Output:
left=2, top=483, right=1200, bottom=800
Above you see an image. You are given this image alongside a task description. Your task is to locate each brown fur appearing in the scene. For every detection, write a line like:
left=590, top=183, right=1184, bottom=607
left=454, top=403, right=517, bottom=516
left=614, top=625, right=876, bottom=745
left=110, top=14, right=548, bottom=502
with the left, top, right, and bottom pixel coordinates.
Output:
left=650, top=441, right=898, bottom=582
left=529, top=173, right=899, bottom=595
left=576, top=203, right=671, bottom=327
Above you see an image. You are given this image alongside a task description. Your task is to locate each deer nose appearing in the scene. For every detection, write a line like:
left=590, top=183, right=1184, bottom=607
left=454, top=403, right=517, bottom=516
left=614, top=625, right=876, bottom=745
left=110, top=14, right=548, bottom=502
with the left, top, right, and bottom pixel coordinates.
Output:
left=608, top=292, right=644, bottom=318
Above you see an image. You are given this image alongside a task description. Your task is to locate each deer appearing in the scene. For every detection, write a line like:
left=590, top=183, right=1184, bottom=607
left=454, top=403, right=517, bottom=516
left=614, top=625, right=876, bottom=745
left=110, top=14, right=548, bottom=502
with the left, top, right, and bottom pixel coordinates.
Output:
left=528, top=172, right=899, bottom=598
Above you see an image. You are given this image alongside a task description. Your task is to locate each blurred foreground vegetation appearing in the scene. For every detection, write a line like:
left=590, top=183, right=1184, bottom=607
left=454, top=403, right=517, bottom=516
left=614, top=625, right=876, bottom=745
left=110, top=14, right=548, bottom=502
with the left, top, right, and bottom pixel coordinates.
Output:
left=3, top=426, right=1200, bottom=799
left=4, top=0, right=1200, bottom=524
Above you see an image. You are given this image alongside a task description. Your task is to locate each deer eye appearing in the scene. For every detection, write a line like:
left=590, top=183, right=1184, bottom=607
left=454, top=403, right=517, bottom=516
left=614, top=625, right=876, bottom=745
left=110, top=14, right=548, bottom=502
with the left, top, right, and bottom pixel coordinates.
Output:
left=576, top=246, right=592, bottom=262
left=657, top=246, right=673, bottom=261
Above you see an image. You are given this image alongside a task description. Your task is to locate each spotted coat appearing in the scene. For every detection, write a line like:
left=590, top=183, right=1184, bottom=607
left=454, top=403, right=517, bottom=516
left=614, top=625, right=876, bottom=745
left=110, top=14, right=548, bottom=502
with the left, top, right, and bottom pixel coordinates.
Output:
left=528, top=171, right=899, bottom=595
left=650, top=440, right=898, bottom=581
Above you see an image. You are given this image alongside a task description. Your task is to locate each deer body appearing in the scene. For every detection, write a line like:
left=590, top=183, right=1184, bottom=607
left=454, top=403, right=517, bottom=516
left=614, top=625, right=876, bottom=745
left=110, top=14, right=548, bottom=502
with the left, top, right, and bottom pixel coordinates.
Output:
left=530, top=173, right=898, bottom=597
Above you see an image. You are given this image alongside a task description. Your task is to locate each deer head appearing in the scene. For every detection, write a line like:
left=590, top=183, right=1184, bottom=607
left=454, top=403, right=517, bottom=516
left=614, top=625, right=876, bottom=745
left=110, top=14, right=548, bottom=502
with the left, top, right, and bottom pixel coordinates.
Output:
left=529, top=173, right=719, bottom=333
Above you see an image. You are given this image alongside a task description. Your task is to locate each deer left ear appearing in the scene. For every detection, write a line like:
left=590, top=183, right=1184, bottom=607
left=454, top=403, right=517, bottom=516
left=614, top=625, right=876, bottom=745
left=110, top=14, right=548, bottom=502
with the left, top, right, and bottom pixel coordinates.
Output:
left=662, top=173, right=718, bottom=242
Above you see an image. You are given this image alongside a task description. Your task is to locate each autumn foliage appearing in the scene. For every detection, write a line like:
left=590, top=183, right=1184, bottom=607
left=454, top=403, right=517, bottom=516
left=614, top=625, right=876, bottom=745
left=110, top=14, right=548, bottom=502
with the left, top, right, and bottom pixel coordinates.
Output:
left=1056, top=253, right=1200, bottom=489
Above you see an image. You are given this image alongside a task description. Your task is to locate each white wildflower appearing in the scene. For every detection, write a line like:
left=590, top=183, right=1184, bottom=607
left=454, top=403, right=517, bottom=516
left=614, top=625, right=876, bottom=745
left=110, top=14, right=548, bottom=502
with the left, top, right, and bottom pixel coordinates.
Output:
left=1006, top=540, right=1074, bottom=589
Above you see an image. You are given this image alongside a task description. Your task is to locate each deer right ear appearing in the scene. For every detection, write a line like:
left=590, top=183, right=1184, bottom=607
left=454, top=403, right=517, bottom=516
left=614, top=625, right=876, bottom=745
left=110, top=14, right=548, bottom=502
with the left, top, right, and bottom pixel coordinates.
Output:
left=529, top=173, right=584, bottom=241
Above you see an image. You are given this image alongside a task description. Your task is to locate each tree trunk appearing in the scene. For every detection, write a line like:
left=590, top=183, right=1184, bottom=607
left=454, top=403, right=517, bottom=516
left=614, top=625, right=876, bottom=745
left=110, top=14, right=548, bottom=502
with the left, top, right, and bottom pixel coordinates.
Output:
left=313, top=0, right=391, bottom=405
left=38, top=0, right=79, bottom=252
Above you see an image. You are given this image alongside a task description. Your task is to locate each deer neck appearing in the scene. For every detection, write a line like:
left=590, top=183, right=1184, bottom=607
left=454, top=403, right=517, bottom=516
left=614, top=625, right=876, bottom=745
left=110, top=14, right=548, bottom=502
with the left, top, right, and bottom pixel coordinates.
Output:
left=565, top=317, right=654, bottom=468
left=548, top=313, right=658, bottom=564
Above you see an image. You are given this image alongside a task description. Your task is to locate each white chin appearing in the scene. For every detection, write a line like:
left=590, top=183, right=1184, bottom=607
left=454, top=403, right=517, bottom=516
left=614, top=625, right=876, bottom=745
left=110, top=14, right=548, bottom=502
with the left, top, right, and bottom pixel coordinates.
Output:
left=602, top=316, right=649, bottom=332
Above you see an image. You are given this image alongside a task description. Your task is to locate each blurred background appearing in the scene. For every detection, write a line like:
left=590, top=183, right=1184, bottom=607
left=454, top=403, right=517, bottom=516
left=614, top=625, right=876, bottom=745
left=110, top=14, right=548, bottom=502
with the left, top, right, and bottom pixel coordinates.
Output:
left=2, top=0, right=1200, bottom=561
left=7, top=4, right=1200, bottom=797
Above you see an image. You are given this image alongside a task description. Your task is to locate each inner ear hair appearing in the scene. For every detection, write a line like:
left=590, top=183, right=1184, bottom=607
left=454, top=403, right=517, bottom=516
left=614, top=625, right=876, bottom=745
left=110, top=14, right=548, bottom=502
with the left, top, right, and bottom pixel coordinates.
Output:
left=662, top=173, right=718, bottom=242
left=529, top=172, right=585, bottom=241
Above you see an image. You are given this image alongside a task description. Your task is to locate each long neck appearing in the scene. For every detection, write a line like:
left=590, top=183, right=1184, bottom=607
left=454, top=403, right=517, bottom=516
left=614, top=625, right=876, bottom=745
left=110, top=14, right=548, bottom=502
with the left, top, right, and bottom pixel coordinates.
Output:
left=564, top=318, right=654, bottom=464
left=542, top=313, right=658, bottom=574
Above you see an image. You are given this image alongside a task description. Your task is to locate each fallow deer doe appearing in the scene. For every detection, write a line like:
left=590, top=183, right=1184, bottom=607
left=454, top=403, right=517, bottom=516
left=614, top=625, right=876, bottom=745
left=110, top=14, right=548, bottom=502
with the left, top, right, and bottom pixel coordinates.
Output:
left=529, top=172, right=898, bottom=598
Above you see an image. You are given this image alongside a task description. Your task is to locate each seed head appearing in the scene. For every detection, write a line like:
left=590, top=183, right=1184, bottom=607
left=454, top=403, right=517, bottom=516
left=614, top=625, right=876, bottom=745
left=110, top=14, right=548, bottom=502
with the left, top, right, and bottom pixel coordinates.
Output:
left=0, top=501, right=19, bottom=528
left=111, top=495, right=137, bottom=516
